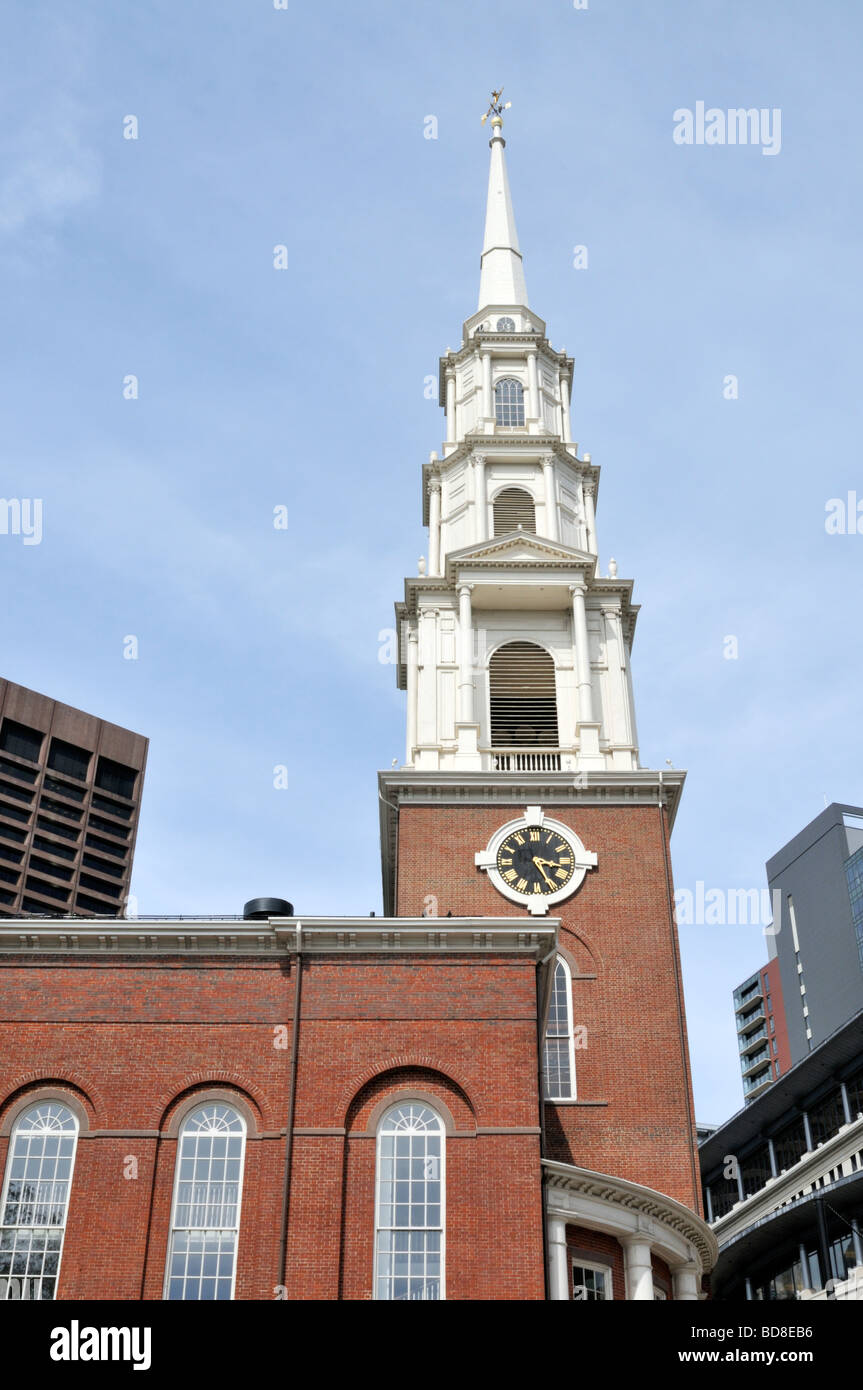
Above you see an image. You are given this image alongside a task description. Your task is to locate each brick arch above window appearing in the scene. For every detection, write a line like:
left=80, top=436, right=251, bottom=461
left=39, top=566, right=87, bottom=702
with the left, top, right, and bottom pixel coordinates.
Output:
left=343, top=1065, right=477, bottom=1134
left=159, top=1084, right=265, bottom=1138
left=0, top=1079, right=95, bottom=1135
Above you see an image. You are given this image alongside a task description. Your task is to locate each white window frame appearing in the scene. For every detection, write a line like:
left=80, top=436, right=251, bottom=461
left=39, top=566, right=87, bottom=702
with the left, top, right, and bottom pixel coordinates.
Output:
left=544, top=955, right=577, bottom=1100
left=571, top=1257, right=611, bottom=1301
left=494, top=376, right=525, bottom=426
left=163, top=1103, right=247, bottom=1301
left=0, top=1101, right=79, bottom=1301
left=374, top=1101, right=446, bottom=1301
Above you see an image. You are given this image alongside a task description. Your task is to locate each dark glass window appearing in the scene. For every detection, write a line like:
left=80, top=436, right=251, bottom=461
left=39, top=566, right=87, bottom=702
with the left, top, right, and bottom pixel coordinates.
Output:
left=32, top=835, right=76, bottom=862
left=845, top=1067, right=863, bottom=1119
left=90, top=794, right=132, bottom=822
left=0, top=844, right=24, bottom=865
left=0, top=781, right=33, bottom=803
left=85, top=833, right=126, bottom=860
left=94, top=757, right=137, bottom=800
left=25, top=876, right=68, bottom=902
left=78, top=873, right=121, bottom=900
left=28, top=855, right=73, bottom=882
left=0, top=719, right=43, bottom=762
left=0, top=865, right=19, bottom=885
left=36, top=815, right=78, bottom=841
left=47, top=739, right=91, bottom=782
left=772, top=1116, right=808, bottom=1172
left=39, top=798, right=81, bottom=823
left=808, top=1088, right=845, bottom=1146
left=87, top=814, right=129, bottom=839
left=82, top=853, right=124, bottom=880
left=0, top=758, right=37, bottom=784
left=741, top=1144, right=772, bottom=1198
left=42, top=776, right=85, bottom=803
left=0, top=823, right=27, bottom=843
left=75, top=893, right=118, bottom=916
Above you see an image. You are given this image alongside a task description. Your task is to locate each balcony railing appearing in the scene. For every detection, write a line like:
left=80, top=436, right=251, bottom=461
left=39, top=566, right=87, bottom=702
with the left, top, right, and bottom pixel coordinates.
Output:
left=491, top=749, right=562, bottom=773
left=739, top=1024, right=768, bottom=1053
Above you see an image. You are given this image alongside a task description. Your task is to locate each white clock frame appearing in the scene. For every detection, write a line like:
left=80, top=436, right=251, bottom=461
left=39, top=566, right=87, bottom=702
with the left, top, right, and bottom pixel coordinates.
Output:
left=474, top=805, right=597, bottom=915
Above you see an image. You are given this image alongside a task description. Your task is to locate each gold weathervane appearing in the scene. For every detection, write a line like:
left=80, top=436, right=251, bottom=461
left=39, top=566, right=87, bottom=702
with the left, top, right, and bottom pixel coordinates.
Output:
left=481, top=88, right=512, bottom=125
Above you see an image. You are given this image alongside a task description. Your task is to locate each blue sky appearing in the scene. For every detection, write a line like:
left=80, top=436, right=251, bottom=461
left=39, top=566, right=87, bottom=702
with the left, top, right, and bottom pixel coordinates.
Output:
left=1, top=0, right=861, bottom=1124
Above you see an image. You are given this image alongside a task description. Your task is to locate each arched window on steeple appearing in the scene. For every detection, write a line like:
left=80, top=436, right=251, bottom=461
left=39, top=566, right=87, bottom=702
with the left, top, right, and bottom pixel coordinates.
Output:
left=489, top=641, right=559, bottom=748
left=494, top=377, right=525, bottom=426
left=493, top=487, right=536, bottom=537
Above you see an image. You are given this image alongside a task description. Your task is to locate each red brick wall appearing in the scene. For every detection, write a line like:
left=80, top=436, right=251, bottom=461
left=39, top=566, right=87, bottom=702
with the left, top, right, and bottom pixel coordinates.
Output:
left=0, top=951, right=545, bottom=1301
left=761, top=961, right=792, bottom=1078
left=395, top=802, right=702, bottom=1214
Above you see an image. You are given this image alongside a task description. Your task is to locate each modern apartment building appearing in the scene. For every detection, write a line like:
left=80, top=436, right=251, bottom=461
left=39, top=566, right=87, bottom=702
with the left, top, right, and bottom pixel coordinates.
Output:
left=0, top=678, right=147, bottom=918
left=732, top=960, right=792, bottom=1103
left=731, top=803, right=863, bottom=1102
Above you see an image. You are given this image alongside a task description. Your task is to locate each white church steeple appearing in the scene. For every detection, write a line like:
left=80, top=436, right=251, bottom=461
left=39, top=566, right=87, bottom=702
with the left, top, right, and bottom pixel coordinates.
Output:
left=392, top=98, right=641, bottom=779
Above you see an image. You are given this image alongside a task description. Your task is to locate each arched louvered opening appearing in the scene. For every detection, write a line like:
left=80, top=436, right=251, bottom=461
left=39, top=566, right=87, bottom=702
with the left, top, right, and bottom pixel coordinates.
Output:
left=493, top=487, right=536, bottom=537
left=494, top=377, right=524, bottom=426
left=489, top=641, right=559, bottom=748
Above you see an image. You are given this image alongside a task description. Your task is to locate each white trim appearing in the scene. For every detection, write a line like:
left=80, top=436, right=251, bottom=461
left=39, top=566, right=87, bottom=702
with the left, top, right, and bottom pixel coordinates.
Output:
left=475, top=806, right=597, bottom=915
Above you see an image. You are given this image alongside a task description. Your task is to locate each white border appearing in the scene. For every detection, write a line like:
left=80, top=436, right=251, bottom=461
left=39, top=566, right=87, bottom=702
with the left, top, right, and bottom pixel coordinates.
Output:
left=474, top=805, right=597, bottom=915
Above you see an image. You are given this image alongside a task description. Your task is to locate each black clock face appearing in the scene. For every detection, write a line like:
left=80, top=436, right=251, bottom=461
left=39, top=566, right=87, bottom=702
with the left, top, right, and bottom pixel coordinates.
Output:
left=495, top=826, right=576, bottom=898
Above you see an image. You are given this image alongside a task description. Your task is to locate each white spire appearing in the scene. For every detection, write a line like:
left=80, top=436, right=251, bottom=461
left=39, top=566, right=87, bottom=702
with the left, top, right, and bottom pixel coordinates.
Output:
left=478, top=112, right=528, bottom=310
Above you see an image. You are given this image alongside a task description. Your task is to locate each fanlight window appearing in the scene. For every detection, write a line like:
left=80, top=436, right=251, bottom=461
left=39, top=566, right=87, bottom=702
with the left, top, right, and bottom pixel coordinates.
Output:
left=543, top=957, right=576, bottom=1100
left=489, top=641, right=559, bottom=748
left=494, top=377, right=525, bottom=426
left=0, top=1102, right=79, bottom=1301
left=165, top=1104, right=246, bottom=1301
left=496, top=316, right=516, bottom=331
left=375, top=1102, right=444, bottom=1301
left=493, top=487, right=536, bottom=536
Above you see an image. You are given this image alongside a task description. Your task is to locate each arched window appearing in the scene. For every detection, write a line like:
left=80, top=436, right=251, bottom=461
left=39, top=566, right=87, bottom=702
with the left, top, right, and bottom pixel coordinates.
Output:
left=543, top=957, right=576, bottom=1100
left=494, top=377, right=525, bottom=426
left=165, top=1103, right=246, bottom=1301
left=489, top=641, right=559, bottom=748
left=493, top=486, right=536, bottom=536
left=0, top=1101, right=79, bottom=1300
left=375, top=1102, right=444, bottom=1301
left=496, top=316, right=516, bottom=332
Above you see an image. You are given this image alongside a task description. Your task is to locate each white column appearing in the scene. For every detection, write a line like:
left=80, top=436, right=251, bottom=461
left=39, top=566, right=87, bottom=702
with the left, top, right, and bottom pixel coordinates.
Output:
left=621, top=1236, right=654, bottom=1301
left=527, top=350, right=540, bottom=425
left=542, top=454, right=558, bottom=541
left=473, top=454, right=488, bottom=541
left=547, top=1216, right=569, bottom=1301
left=428, top=477, right=441, bottom=576
left=405, top=628, right=419, bottom=765
left=570, top=583, right=594, bottom=724
left=671, top=1261, right=701, bottom=1301
left=482, top=350, right=493, bottom=425
left=582, top=480, right=597, bottom=557
left=559, top=370, right=573, bottom=443
left=457, top=584, right=474, bottom=724
left=445, top=371, right=456, bottom=445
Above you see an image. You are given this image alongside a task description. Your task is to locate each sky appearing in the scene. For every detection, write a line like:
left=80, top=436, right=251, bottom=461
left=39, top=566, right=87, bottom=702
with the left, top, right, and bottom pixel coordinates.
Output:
left=1, top=0, right=861, bottom=1125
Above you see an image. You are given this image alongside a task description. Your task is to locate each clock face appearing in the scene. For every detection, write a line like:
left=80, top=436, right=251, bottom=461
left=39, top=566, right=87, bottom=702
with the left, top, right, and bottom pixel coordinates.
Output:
left=475, top=807, right=597, bottom=915
left=495, top=826, right=576, bottom=898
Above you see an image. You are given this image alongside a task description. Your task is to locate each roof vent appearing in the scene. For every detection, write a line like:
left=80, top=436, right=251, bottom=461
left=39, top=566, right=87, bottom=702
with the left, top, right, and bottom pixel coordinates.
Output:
left=243, top=897, right=294, bottom=921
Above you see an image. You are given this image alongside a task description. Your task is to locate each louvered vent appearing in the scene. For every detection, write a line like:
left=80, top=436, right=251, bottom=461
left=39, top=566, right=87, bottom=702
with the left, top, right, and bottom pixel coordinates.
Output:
left=489, top=642, right=559, bottom=748
left=493, top=488, right=536, bottom=537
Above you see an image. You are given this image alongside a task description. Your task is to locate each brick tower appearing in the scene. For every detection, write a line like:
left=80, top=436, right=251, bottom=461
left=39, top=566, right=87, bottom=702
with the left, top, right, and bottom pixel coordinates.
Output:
left=379, top=97, right=710, bottom=1298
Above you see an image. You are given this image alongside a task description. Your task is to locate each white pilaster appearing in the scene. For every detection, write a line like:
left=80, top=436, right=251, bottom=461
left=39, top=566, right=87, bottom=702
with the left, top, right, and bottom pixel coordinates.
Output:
left=570, top=583, right=594, bottom=724
left=457, top=584, right=474, bottom=724
left=621, top=1236, right=654, bottom=1301
left=428, top=477, right=441, bottom=576
left=473, top=454, right=488, bottom=542
left=547, top=1216, right=569, bottom=1301
left=560, top=370, right=572, bottom=443
left=445, top=370, right=456, bottom=445
left=481, top=350, right=493, bottom=426
left=583, top=479, right=597, bottom=557
left=542, top=453, right=558, bottom=541
left=527, top=349, right=540, bottom=427
left=405, top=628, right=418, bottom=766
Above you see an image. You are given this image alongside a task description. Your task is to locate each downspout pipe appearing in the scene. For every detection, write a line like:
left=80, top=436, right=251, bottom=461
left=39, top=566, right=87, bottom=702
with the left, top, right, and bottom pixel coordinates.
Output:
left=278, top=921, right=303, bottom=1292
left=537, top=935, right=558, bottom=1301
